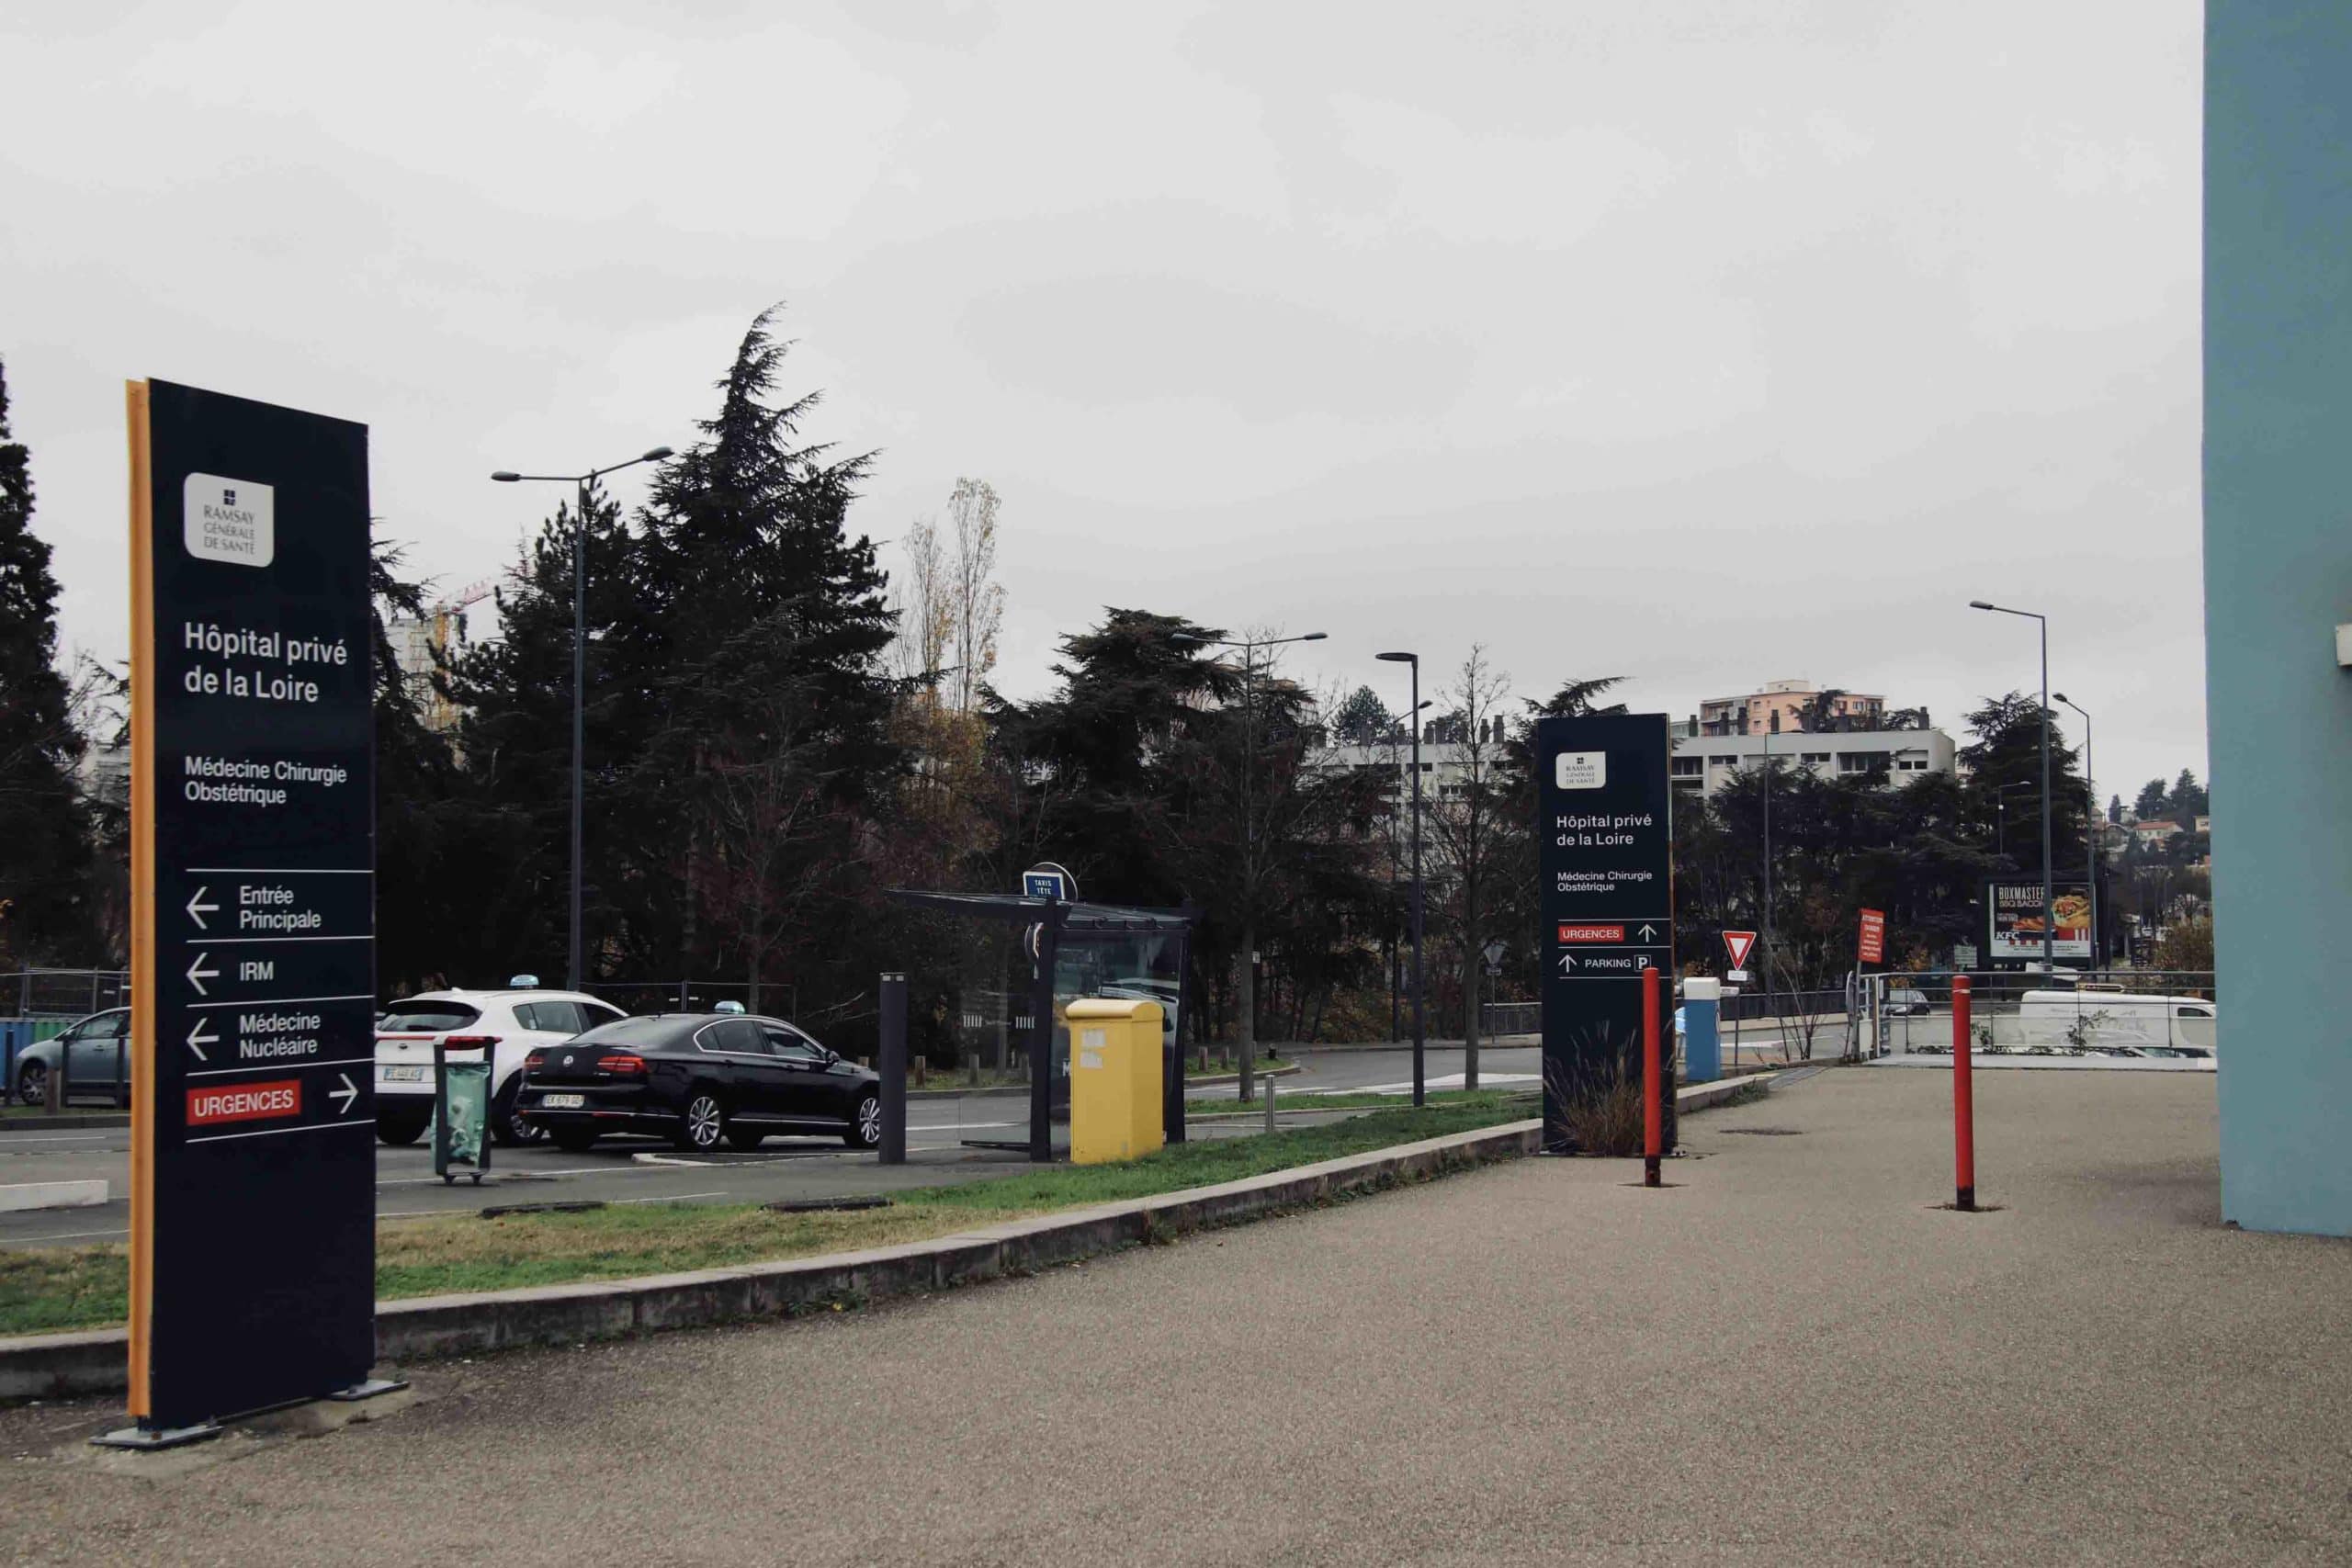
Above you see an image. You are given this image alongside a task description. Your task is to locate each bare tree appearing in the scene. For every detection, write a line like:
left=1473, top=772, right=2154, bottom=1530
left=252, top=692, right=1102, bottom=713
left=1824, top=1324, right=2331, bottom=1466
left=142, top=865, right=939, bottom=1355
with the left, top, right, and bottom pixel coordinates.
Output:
left=1149, top=646, right=1384, bottom=1100
left=889, top=514, right=952, bottom=683
left=944, top=479, right=1005, bottom=713
left=1422, top=647, right=1513, bottom=1090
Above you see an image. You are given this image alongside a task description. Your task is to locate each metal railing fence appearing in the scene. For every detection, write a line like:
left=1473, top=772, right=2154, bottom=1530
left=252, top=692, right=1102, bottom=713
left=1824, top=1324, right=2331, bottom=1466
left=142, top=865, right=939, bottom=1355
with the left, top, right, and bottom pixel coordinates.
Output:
left=1867, top=971, right=2218, bottom=1059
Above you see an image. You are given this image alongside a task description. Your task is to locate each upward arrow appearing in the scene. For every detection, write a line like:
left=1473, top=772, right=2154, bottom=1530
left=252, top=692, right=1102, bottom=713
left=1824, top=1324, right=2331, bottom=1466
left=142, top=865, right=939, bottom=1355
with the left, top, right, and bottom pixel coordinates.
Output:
left=1637, top=922, right=1658, bottom=942
left=186, top=886, right=219, bottom=930
left=1557, top=952, right=1579, bottom=975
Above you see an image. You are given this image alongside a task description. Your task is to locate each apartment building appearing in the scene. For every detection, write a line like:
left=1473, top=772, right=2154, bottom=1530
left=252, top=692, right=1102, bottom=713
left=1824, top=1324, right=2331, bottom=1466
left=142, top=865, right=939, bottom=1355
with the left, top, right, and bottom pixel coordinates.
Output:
left=1321, top=718, right=1957, bottom=807
left=1665, top=723, right=1957, bottom=798
left=1698, top=679, right=1892, bottom=737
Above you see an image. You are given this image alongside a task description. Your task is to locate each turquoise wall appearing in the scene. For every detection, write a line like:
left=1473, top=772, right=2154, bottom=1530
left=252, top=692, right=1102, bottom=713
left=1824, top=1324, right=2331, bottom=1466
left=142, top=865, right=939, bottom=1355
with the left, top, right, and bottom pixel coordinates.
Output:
left=2207, top=3, right=2352, bottom=1235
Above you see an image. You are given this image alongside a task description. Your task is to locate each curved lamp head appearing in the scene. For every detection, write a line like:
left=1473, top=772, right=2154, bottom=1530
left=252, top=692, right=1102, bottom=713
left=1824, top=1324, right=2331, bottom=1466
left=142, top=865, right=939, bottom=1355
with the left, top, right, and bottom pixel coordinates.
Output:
left=491, top=471, right=521, bottom=482
left=1967, top=600, right=1996, bottom=611
left=643, top=446, right=674, bottom=463
left=1374, top=650, right=1417, bottom=664
left=1298, top=632, right=1329, bottom=643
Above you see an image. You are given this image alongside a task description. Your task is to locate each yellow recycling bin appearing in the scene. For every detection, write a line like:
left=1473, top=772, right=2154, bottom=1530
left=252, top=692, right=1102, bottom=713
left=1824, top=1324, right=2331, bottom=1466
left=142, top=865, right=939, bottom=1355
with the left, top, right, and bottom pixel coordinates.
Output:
left=1067, top=998, right=1165, bottom=1165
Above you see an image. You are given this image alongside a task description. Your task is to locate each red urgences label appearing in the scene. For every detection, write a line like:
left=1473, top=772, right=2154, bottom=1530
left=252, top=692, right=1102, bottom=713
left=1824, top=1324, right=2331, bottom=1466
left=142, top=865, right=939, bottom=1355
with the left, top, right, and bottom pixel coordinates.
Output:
left=1557, top=924, right=1626, bottom=943
left=187, top=1079, right=301, bottom=1127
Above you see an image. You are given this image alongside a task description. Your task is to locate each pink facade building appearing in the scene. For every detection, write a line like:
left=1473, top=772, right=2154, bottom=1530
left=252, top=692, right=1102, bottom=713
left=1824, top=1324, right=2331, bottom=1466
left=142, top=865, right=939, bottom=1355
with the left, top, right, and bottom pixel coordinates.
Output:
left=1698, top=680, right=1886, bottom=737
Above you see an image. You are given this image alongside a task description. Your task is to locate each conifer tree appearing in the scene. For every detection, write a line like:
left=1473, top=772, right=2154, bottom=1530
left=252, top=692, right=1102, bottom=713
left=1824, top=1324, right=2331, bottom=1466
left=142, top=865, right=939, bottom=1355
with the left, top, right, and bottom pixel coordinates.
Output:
left=633, top=307, right=901, bottom=999
left=0, top=358, right=96, bottom=964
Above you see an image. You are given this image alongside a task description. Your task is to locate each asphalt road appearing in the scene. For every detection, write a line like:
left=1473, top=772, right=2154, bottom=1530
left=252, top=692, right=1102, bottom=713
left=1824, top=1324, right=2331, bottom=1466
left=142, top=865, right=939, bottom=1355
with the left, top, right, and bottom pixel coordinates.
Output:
left=9, top=1068, right=2346, bottom=1564
left=0, top=1045, right=1552, bottom=1247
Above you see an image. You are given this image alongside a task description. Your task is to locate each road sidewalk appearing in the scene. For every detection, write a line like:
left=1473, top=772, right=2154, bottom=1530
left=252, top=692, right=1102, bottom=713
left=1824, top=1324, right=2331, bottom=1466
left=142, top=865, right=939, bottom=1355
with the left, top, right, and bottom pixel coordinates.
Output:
left=6, top=1069, right=2346, bottom=1564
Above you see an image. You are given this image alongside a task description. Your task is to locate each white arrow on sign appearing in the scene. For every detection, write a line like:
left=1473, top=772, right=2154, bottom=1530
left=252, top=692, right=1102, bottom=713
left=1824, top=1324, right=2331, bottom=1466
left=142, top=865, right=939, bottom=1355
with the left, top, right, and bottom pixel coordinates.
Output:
left=186, top=886, right=219, bottom=930
left=1557, top=952, right=1579, bottom=975
left=187, top=953, right=218, bottom=997
left=329, top=1073, right=358, bottom=1116
left=185, top=1020, right=217, bottom=1062
left=1637, top=922, right=1659, bottom=942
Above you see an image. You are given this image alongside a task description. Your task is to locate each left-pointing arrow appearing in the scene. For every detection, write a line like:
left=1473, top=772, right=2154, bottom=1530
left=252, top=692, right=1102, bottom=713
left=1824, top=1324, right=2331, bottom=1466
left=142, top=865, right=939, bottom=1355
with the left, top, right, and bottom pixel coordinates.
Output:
left=185, top=1020, right=217, bottom=1062
left=187, top=953, right=218, bottom=997
left=329, top=1073, right=358, bottom=1116
left=186, top=885, right=219, bottom=930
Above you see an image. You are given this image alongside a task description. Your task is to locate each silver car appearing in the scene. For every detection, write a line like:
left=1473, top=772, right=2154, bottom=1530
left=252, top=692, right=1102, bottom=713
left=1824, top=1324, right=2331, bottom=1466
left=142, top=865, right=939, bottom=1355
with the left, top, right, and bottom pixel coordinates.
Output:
left=14, top=1007, right=132, bottom=1106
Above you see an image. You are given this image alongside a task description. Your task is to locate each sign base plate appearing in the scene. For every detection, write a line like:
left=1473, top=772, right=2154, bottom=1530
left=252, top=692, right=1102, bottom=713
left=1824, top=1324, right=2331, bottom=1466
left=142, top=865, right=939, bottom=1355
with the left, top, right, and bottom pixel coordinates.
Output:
left=90, top=1420, right=223, bottom=1451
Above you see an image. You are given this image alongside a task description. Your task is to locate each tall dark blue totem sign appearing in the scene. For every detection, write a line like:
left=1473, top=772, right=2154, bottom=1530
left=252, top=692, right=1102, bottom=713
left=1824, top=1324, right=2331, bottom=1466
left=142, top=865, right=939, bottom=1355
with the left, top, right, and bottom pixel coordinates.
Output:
left=114, top=379, right=380, bottom=1444
left=1535, top=714, right=1677, bottom=1153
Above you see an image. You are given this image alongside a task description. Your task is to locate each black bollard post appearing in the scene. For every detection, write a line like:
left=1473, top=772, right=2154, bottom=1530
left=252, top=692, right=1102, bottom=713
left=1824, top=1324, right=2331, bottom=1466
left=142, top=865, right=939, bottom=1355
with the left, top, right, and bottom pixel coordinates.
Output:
left=878, top=972, right=907, bottom=1166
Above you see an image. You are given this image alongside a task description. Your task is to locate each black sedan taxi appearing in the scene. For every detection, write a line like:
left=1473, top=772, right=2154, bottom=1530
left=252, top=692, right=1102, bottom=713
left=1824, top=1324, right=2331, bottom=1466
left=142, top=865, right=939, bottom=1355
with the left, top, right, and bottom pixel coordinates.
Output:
left=516, top=1013, right=882, bottom=1155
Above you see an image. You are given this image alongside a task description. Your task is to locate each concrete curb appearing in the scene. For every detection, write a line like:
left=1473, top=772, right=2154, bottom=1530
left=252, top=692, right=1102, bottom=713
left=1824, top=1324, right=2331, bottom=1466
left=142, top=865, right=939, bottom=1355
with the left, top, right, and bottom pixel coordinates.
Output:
left=0, top=1114, right=130, bottom=1133
left=0, top=1180, right=107, bottom=1213
left=0, top=1072, right=1774, bottom=1402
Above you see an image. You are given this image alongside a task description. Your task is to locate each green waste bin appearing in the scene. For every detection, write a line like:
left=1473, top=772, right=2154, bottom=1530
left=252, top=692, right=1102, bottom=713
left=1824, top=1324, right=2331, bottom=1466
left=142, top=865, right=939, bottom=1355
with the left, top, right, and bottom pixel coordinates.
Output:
left=432, top=1041, right=493, bottom=1185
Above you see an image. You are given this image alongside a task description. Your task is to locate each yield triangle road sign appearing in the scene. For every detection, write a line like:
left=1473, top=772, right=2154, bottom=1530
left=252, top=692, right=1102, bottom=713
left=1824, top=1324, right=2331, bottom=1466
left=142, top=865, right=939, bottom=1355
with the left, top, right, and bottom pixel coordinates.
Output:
left=1722, top=930, right=1757, bottom=969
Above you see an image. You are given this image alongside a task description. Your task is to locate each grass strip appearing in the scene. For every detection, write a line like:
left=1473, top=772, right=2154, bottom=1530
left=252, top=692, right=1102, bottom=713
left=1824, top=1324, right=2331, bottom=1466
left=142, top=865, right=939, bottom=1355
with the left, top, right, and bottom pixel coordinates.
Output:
left=0, top=1099, right=1526, bottom=1337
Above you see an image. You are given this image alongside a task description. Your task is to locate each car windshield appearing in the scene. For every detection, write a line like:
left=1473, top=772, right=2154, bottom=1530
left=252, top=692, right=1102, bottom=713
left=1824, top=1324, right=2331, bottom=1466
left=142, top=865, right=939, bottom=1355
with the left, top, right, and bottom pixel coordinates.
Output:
left=379, top=1001, right=481, bottom=1032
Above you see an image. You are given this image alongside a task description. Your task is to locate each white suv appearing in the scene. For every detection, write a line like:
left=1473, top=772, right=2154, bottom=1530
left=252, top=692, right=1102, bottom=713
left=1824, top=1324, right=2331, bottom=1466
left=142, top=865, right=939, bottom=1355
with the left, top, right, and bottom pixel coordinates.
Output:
left=375, top=989, right=628, bottom=1147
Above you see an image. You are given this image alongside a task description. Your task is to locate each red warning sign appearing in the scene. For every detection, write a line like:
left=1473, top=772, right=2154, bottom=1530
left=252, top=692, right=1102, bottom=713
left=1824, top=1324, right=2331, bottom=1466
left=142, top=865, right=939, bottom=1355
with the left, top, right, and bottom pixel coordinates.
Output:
left=1858, top=908, right=1887, bottom=965
left=1556, top=924, right=1626, bottom=943
left=187, top=1079, right=302, bottom=1128
left=1722, top=930, right=1757, bottom=969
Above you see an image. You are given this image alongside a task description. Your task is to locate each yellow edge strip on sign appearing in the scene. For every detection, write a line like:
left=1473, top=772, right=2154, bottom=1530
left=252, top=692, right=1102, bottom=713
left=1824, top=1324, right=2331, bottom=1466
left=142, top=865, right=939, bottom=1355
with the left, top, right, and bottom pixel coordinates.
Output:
left=124, top=381, right=154, bottom=1419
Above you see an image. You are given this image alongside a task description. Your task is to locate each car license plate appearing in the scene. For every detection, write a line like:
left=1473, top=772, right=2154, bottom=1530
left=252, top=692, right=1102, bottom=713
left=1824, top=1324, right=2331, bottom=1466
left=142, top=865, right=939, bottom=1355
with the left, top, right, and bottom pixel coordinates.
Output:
left=542, top=1093, right=585, bottom=1110
left=384, top=1065, right=426, bottom=1082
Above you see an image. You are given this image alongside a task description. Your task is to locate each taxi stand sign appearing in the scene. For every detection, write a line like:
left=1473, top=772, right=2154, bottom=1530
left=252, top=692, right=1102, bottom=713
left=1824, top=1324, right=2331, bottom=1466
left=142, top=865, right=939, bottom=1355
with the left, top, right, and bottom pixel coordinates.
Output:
left=99, top=381, right=393, bottom=1450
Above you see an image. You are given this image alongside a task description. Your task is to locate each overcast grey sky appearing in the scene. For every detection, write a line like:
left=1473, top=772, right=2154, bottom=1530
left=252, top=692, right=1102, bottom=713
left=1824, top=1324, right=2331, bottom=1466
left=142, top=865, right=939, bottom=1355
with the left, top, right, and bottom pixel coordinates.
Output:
left=2, top=1, right=2205, bottom=801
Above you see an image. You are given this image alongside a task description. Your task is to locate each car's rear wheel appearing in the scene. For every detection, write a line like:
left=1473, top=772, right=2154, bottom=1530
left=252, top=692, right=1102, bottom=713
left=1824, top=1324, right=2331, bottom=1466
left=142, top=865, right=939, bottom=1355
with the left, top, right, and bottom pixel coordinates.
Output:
left=375, top=1107, right=429, bottom=1146
left=844, top=1092, right=882, bottom=1149
left=550, top=1128, right=599, bottom=1153
left=489, top=1078, right=544, bottom=1147
left=675, top=1092, right=726, bottom=1152
left=15, top=1062, right=48, bottom=1108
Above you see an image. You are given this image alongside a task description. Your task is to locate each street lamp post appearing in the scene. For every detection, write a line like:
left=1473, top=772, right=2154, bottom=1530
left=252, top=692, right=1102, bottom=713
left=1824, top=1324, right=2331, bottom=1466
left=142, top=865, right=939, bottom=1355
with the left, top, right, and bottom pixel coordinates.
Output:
left=2054, top=693, right=2098, bottom=968
left=1376, top=651, right=1425, bottom=1107
left=1384, top=698, right=1431, bottom=1043
left=1970, top=601, right=2054, bottom=970
left=492, top=446, right=674, bottom=991
left=1171, top=627, right=1327, bottom=1102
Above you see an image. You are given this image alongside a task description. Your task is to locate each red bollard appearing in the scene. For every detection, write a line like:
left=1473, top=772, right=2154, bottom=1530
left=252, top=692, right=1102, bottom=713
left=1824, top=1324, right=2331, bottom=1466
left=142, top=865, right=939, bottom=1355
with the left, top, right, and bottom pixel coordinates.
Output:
left=1643, top=965, right=1662, bottom=1187
left=1952, top=976, right=1975, bottom=1211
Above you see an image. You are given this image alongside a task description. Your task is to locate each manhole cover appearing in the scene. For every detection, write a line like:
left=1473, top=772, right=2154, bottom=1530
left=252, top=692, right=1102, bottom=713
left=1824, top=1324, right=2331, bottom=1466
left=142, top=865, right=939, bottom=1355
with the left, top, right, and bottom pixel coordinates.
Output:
left=1718, top=1127, right=1803, bottom=1136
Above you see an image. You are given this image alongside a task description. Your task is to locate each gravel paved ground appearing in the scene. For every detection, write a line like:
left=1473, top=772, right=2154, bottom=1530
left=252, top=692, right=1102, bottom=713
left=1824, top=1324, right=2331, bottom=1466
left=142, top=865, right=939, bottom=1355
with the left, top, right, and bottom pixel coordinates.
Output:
left=5, top=1066, right=2347, bottom=1565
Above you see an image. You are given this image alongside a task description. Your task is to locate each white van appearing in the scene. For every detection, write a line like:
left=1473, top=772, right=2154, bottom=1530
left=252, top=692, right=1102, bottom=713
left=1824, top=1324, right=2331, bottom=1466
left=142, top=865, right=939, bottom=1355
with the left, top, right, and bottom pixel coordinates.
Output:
left=2017, top=990, right=2217, bottom=1055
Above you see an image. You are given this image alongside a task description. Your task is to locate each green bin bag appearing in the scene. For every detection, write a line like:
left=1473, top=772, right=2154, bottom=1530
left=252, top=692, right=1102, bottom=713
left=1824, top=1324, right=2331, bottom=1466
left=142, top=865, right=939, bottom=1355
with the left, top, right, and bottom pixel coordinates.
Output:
left=432, top=1058, right=493, bottom=1182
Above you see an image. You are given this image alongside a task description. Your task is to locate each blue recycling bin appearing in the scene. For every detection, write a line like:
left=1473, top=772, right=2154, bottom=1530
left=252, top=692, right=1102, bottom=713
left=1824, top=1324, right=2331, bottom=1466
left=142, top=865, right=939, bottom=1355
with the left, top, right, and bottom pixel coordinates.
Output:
left=1682, top=978, right=1723, bottom=1084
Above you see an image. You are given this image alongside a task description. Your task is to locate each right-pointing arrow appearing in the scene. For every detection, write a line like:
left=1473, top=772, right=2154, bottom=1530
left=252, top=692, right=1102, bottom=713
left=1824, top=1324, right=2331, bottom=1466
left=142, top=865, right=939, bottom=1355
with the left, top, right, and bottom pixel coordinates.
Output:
left=187, top=953, right=218, bottom=997
left=185, top=1020, right=217, bottom=1062
left=329, top=1073, right=358, bottom=1116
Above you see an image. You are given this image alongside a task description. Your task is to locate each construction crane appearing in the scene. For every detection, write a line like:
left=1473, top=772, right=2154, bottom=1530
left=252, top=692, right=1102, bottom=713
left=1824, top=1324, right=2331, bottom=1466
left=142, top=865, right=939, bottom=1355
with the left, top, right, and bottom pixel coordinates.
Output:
left=388, top=576, right=501, bottom=732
